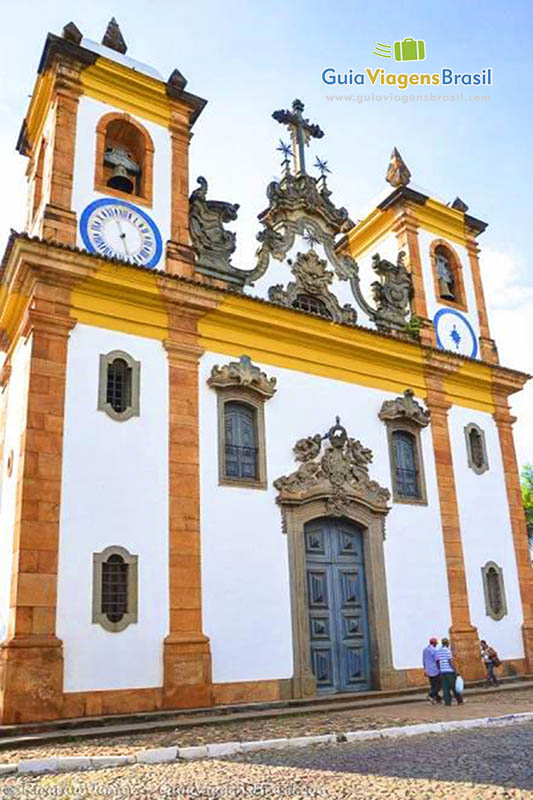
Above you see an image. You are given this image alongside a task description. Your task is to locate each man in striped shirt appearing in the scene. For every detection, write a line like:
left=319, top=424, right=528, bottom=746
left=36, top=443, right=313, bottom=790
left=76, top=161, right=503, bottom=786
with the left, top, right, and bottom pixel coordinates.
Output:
left=436, top=637, right=464, bottom=706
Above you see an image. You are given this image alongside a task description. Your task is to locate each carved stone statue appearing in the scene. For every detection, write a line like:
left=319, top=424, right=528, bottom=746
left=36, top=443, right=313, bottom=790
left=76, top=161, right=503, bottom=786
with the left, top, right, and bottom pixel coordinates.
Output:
left=371, top=251, right=413, bottom=331
left=189, top=177, right=243, bottom=285
left=274, top=417, right=390, bottom=519
left=268, top=250, right=358, bottom=324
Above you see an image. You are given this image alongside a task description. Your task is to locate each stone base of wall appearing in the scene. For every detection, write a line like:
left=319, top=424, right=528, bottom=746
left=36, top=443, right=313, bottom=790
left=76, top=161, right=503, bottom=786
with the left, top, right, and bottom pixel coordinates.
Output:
left=1, top=658, right=530, bottom=724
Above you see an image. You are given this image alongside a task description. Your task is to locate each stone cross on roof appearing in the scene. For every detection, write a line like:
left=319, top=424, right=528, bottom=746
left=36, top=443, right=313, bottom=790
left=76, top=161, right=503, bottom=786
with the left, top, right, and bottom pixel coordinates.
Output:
left=272, top=99, right=324, bottom=176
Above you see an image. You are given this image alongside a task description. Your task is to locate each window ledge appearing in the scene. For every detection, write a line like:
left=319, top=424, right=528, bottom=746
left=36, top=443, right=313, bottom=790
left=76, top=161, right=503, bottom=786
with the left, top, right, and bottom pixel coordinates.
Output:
left=219, top=478, right=268, bottom=491
left=94, top=182, right=153, bottom=208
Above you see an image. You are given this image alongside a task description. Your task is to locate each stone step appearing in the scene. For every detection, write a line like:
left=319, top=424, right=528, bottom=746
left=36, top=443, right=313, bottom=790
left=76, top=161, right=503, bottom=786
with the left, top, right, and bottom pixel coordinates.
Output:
left=0, top=675, right=531, bottom=751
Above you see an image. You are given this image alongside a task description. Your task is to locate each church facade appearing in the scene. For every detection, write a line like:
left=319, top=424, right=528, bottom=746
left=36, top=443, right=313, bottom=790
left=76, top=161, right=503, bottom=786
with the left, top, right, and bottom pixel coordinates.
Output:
left=0, top=20, right=531, bottom=724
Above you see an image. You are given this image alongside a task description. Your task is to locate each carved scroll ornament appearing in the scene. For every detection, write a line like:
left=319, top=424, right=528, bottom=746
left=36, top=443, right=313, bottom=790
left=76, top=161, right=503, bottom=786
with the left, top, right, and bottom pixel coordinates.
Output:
left=274, top=417, right=390, bottom=519
left=207, top=355, right=277, bottom=399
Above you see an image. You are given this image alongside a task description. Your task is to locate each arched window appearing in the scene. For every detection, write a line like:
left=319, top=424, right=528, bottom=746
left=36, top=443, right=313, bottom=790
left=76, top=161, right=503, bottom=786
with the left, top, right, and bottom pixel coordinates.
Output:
left=464, top=422, right=489, bottom=474
left=224, top=401, right=258, bottom=481
left=391, top=430, right=420, bottom=500
left=481, top=561, right=507, bottom=620
left=98, top=350, right=141, bottom=422
left=430, top=240, right=467, bottom=310
left=292, top=294, right=333, bottom=319
left=94, top=113, right=154, bottom=206
left=101, top=553, right=129, bottom=624
left=93, top=546, right=138, bottom=632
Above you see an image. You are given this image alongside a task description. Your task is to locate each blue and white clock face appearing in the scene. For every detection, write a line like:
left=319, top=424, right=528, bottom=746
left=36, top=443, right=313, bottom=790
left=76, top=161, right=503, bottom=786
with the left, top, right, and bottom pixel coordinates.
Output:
left=80, top=198, right=162, bottom=269
left=434, top=308, right=478, bottom=359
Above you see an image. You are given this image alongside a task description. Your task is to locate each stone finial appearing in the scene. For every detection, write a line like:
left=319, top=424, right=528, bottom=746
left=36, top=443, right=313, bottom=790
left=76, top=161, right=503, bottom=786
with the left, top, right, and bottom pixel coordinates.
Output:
left=386, top=147, right=411, bottom=188
left=62, top=22, right=83, bottom=44
left=168, top=68, right=188, bottom=91
left=102, top=17, right=127, bottom=54
left=451, top=196, right=469, bottom=212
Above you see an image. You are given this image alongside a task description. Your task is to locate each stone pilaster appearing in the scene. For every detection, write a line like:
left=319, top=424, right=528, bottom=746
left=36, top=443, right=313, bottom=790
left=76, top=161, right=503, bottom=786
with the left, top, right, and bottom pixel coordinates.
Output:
left=392, top=208, right=435, bottom=347
left=161, top=301, right=213, bottom=709
left=41, top=60, right=82, bottom=246
left=424, top=354, right=484, bottom=679
left=465, top=235, right=499, bottom=364
left=0, top=284, right=76, bottom=723
left=166, top=103, right=195, bottom=278
left=492, top=386, right=533, bottom=670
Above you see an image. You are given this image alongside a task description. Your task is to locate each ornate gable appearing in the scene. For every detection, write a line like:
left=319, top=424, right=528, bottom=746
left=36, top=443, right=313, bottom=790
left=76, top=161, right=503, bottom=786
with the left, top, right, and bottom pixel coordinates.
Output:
left=274, top=417, right=390, bottom=519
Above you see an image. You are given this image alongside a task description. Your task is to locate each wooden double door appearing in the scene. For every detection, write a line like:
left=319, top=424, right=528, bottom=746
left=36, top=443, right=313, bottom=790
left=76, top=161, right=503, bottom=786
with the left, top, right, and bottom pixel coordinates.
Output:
left=305, top=518, right=371, bottom=693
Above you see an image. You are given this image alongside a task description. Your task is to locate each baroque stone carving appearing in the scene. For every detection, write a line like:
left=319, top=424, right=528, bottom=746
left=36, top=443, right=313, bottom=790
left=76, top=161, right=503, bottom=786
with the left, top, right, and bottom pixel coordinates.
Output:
left=274, top=417, right=390, bottom=519
left=386, top=147, right=411, bottom=188
left=268, top=250, right=358, bottom=324
left=371, top=251, right=413, bottom=331
left=189, top=177, right=244, bottom=285
left=207, top=355, right=277, bottom=399
left=378, top=389, right=430, bottom=428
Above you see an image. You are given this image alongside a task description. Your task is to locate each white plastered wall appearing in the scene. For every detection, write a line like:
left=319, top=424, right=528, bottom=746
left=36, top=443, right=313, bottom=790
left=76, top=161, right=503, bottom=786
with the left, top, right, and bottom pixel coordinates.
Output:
left=199, top=352, right=451, bottom=681
left=448, top=406, right=525, bottom=659
left=71, top=96, right=171, bottom=263
left=0, top=337, right=31, bottom=642
left=56, top=323, right=169, bottom=691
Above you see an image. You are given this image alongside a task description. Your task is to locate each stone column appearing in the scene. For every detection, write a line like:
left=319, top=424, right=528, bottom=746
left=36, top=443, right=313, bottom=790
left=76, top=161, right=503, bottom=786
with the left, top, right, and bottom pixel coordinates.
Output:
left=393, top=207, right=435, bottom=347
left=465, top=235, right=499, bottom=364
left=0, top=283, right=76, bottom=723
left=425, top=357, right=484, bottom=679
left=42, top=61, right=81, bottom=246
left=166, top=103, right=195, bottom=278
left=162, top=303, right=212, bottom=708
left=493, top=389, right=533, bottom=670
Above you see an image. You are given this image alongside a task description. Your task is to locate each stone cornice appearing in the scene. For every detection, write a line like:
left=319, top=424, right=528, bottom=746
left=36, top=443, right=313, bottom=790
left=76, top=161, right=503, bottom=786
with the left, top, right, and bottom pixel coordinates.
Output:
left=1, top=234, right=529, bottom=406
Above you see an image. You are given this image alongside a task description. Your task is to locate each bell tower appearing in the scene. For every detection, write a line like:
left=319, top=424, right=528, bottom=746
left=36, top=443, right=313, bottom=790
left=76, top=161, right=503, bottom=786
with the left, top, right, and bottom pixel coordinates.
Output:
left=17, top=18, right=206, bottom=276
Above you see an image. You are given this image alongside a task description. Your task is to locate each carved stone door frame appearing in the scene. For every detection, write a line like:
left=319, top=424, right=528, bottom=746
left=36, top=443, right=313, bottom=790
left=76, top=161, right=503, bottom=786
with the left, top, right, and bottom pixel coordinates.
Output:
left=283, top=498, right=400, bottom=697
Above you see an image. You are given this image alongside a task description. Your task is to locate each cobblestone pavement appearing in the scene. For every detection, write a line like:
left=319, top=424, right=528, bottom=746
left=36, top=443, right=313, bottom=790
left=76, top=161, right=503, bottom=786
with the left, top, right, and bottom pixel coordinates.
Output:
left=1, top=721, right=532, bottom=799
left=0, top=686, right=532, bottom=764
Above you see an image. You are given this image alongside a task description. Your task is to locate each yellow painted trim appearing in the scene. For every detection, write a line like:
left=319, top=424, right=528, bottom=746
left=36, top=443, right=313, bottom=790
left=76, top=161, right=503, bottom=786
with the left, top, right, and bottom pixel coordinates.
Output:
left=413, top=198, right=468, bottom=246
left=442, top=360, right=495, bottom=413
left=199, top=295, right=426, bottom=395
left=70, top=263, right=169, bottom=340
left=80, top=57, right=171, bottom=128
left=344, top=208, right=396, bottom=260
left=0, top=286, right=30, bottom=345
left=24, top=70, right=55, bottom=157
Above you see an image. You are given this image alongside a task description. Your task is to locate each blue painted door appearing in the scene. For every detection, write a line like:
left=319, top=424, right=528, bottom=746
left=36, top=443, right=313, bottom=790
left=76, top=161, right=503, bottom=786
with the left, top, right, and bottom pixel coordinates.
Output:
left=305, top=518, right=371, bottom=693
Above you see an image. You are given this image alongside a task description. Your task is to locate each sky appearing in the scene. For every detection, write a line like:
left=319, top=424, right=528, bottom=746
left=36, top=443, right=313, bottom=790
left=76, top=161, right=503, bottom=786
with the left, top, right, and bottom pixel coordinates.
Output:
left=0, top=0, right=532, bottom=467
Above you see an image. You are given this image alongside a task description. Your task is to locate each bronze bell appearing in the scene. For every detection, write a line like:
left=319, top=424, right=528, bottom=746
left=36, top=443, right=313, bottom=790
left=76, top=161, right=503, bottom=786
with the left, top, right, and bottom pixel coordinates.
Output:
left=104, top=146, right=140, bottom=194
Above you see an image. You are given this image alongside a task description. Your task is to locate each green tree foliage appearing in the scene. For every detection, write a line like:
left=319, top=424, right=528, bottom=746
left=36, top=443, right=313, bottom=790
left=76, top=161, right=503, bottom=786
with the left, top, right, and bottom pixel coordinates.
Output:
left=521, top=463, right=533, bottom=549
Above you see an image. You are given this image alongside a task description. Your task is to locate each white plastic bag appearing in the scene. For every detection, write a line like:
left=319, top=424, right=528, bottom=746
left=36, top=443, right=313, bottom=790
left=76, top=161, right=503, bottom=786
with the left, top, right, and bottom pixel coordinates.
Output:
left=455, top=674, right=464, bottom=694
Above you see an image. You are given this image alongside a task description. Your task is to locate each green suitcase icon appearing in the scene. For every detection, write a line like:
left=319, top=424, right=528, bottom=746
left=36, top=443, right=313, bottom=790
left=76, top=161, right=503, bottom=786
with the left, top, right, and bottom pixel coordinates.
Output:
left=394, top=38, right=426, bottom=62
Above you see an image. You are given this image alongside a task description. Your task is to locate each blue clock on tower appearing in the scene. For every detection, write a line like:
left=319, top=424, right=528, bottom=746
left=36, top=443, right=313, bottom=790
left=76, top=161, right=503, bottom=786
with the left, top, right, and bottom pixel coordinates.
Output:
left=80, top=198, right=163, bottom=269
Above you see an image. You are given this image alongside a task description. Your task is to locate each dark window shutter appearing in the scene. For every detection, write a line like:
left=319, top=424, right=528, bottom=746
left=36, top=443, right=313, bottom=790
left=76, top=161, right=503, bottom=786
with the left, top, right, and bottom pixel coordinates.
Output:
left=392, top=430, right=420, bottom=499
left=224, top=402, right=258, bottom=480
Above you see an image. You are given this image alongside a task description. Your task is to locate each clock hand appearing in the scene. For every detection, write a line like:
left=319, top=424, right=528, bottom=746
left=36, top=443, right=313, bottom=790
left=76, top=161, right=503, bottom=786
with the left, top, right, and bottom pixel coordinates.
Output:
left=115, top=218, right=131, bottom=258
